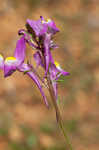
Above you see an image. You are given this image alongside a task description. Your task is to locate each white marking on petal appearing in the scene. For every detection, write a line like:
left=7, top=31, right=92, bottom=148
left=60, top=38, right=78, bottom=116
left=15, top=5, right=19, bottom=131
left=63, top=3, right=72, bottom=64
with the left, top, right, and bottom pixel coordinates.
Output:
left=0, top=54, right=4, bottom=69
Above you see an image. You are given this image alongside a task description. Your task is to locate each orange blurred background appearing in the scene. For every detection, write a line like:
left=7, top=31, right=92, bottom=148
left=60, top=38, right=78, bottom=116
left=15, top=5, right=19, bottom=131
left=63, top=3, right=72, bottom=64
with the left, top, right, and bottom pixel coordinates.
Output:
left=0, top=0, right=99, bottom=150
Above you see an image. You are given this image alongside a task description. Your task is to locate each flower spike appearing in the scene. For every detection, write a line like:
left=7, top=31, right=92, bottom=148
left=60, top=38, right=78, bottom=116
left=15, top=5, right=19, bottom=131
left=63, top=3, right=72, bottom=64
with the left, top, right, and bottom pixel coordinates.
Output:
left=0, top=16, right=72, bottom=149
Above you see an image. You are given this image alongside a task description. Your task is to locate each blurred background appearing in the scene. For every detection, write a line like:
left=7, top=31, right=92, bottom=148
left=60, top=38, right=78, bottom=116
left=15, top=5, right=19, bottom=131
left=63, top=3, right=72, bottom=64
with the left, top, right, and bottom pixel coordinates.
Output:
left=0, top=0, right=99, bottom=150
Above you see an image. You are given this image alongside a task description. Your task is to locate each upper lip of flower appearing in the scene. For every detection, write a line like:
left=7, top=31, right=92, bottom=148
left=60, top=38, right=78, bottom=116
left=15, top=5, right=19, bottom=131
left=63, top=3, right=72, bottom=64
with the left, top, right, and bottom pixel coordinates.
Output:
left=26, top=16, right=59, bottom=38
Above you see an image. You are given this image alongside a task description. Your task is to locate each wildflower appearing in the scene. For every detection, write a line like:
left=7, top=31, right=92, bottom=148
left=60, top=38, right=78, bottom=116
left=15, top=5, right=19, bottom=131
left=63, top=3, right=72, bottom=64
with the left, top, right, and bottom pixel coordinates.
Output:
left=33, top=48, right=69, bottom=100
left=34, top=53, right=69, bottom=99
left=18, top=17, right=59, bottom=76
left=0, top=17, right=72, bottom=149
left=0, top=36, right=49, bottom=107
left=26, top=16, right=59, bottom=37
left=19, top=16, right=69, bottom=100
left=0, top=16, right=69, bottom=106
left=49, top=62, right=69, bottom=99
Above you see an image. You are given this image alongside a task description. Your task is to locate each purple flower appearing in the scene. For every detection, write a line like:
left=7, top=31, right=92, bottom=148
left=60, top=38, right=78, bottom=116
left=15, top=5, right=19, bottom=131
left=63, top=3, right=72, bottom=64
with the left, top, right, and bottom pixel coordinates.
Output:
left=40, top=16, right=59, bottom=35
left=49, top=62, right=69, bottom=100
left=25, top=17, right=59, bottom=75
left=43, top=33, right=52, bottom=74
left=18, top=29, right=38, bottom=49
left=33, top=33, right=54, bottom=75
left=0, top=16, right=70, bottom=107
left=33, top=51, right=44, bottom=68
left=33, top=50, right=69, bottom=100
left=0, top=36, right=49, bottom=107
left=3, top=36, right=26, bottom=77
left=26, top=18, right=46, bottom=37
left=18, top=17, right=59, bottom=77
left=26, top=16, right=59, bottom=37
left=19, top=17, right=69, bottom=102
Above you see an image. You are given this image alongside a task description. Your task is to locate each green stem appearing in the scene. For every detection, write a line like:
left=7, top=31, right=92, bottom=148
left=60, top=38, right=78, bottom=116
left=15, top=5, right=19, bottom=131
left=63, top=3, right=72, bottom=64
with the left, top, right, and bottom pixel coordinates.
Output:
left=47, top=76, right=73, bottom=150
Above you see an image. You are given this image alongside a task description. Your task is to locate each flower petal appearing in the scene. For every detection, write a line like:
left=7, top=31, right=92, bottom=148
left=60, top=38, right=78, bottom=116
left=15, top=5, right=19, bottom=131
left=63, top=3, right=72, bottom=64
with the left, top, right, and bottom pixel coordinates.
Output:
left=49, top=63, right=69, bottom=100
left=14, top=36, right=26, bottom=63
left=4, top=57, right=18, bottom=77
left=33, top=51, right=44, bottom=68
left=44, top=33, right=52, bottom=74
left=4, top=37, right=27, bottom=77
left=49, top=64, right=58, bottom=100
left=55, top=63, right=70, bottom=80
left=0, top=54, right=4, bottom=70
left=41, top=16, right=59, bottom=34
left=50, top=40, right=58, bottom=49
left=26, top=17, right=59, bottom=37
left=47, top=20, right=59, bottom=34
left=26, top=19, right=47, bottom=37
left=18, top=29, right=37, bottom=49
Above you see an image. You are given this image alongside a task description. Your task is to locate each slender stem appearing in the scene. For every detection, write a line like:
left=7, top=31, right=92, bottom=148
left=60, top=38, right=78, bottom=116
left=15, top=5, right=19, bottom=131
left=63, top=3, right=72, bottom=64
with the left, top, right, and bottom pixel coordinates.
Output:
left=47, top=76, right=73, bottom=150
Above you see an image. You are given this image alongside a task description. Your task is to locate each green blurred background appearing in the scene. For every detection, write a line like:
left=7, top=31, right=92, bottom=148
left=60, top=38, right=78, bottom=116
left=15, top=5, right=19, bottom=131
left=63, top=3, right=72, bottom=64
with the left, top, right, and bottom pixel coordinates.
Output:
left=0, top=0, right=99, bottom=150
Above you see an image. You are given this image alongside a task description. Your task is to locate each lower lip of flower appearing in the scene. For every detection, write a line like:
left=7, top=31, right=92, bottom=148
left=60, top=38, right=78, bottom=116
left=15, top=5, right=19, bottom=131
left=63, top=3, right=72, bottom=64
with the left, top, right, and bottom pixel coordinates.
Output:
left=5, top=57, right=16, bottom=61
left=5, top=57, right=17, bottom=64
